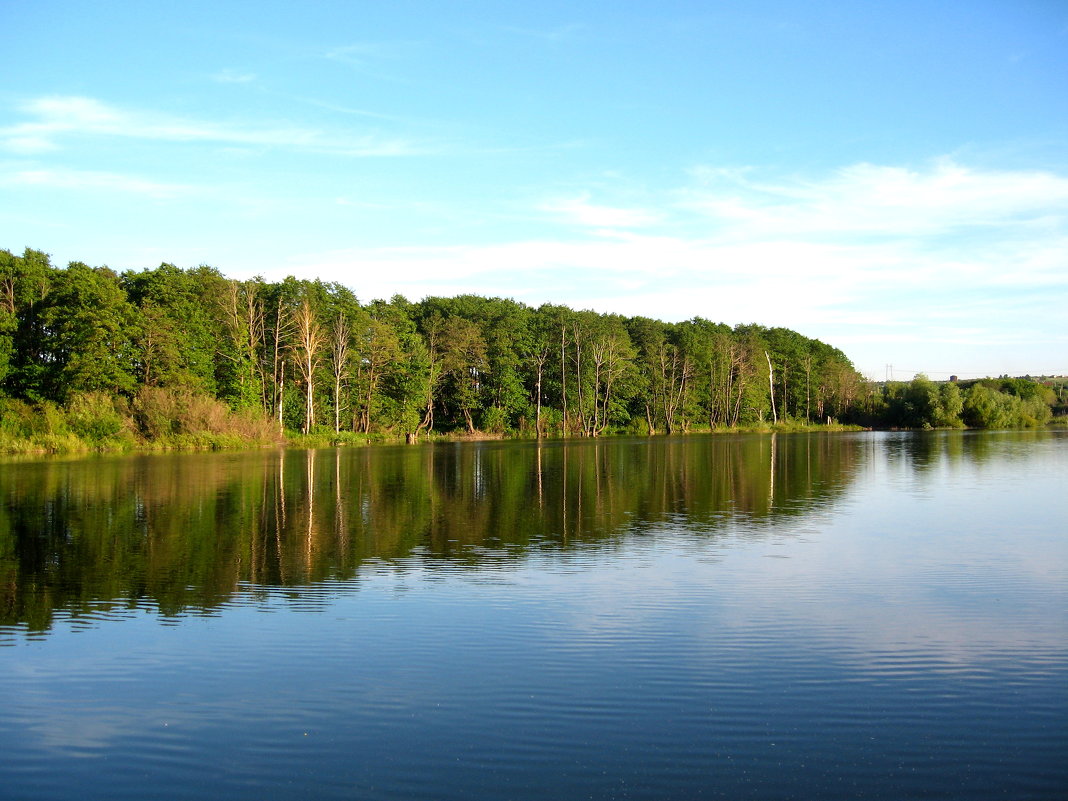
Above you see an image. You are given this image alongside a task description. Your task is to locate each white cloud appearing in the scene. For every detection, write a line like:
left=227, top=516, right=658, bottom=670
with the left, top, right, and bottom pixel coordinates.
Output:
left=680, top=159, right=1068, bottom=240
left=258, top=159, right=1066, bottom=378
left=543, top=195, right=662, bottom=229
left=0, top=95, right=423, bottom=156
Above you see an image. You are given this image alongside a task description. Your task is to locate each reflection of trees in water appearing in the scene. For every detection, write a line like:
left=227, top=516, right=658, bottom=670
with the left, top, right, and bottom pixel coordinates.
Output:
left=0, top=434, right=863, bottom=632
left=881, top=429, right=1060, bottom=474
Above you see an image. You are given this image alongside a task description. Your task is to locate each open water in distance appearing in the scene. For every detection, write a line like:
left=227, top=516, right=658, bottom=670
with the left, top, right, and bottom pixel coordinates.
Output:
left=1, top=431, right=1065, bottom=800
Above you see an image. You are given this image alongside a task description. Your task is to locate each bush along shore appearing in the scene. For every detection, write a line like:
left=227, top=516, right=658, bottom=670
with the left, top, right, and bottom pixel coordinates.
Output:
left=0, top=388, right=873, bottom=457
left=0, top=389, right=282, bottom=455
left=0, top=247, right=1064, bottom=455
left=3, top=381, right=1059, bottom=458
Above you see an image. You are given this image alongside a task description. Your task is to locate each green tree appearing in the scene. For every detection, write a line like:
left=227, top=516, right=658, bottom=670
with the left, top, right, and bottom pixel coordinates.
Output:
left=0, top=249, right=21, bottom=388
left=40, top=262, right=138, bottom=400
left=352, top=311, right=402, bottom=434
left=4, top=248, right=55, bottom=400
left=218, top=278, right=268, bottom=413
left=439, top=315, right=488, bottom=433
left=373, top=296, right=429, bottom=440
left=936, top=382, right=964, bottom=427
left=524, top=305, right=560, bottom=437
left=122, top=263, right=224, bottom=394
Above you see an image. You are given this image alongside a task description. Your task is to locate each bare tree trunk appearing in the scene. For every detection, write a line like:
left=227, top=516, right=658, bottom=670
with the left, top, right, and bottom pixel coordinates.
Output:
left=335, top=374, right=341, bottom=433
left=802, top=354, right=812, bottom=422
left=292, top=299, right=325, bottom=434
left=573, top=326, right=586, bottom=436
left=560, top=324, right=568, bottom=436
left=330, top=312, right=351, bottom=434
left=535, top=357, right=544, bottom=438
left=360, top=364, right=377, bottom=434
left=272, top=295, right=290, bottom=422
left=305, top=352, right=314, bottom=433
left=416, top=322, right=441, bottom=437
left=591, top=342, right=604, bottom=437
left=278, top=360, right=285, bottom=433
left=765, top=350, right=778, bottom=424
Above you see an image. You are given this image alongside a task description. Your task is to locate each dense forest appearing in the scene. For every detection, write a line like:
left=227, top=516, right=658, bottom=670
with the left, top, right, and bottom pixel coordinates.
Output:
left=0, top=247, right=1062, bottom=452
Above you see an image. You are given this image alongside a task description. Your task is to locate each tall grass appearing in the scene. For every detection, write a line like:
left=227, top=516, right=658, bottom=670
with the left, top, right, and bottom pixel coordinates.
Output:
left=0, top=389, right=282, bottom=455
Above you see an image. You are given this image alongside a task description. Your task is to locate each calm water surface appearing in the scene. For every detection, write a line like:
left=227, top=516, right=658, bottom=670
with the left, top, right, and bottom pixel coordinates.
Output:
left=1, top=431, right=1066, bottom=800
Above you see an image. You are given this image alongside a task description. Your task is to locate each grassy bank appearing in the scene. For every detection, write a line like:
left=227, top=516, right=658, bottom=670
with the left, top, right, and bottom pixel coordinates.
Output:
left=10, top=391, right=1056, bottom=458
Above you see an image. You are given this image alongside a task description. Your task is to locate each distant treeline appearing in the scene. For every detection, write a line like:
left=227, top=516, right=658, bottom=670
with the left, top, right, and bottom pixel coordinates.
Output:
left=0, top=247, right=1061, bottom=451
left=872, top=374, right=1063, bottom=430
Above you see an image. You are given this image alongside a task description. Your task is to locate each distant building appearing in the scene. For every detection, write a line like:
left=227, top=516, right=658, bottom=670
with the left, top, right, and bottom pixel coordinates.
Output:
left=949, top=375, right=958, bottom=382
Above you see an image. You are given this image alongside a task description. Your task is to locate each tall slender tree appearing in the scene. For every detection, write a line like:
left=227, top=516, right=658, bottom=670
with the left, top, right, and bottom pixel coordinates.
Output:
left=291, top=298, right=325, bottom=433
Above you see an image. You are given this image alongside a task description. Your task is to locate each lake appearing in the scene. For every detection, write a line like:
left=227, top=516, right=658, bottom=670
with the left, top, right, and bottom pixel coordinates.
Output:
left=1, top=431, right=1065, bottom=800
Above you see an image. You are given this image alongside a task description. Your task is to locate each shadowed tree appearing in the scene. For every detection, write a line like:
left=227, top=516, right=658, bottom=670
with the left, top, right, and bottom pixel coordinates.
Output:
left=440, top=316, right=488, bottom=434
left=352, top=311, right=402, bottom=434
left=3, top=248, right=54, bottom=400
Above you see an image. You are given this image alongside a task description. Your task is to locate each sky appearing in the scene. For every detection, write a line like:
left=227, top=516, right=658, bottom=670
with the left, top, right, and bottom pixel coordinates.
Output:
left=2, top=0, right=1066, bottom=380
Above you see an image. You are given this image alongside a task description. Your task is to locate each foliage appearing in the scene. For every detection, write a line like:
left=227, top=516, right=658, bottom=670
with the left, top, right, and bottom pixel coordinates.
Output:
left=962, top=383, right=1051, bottom=428
left=66, top=391, right=132, bottom=443
left=877, top=375, right=1056, bottom=429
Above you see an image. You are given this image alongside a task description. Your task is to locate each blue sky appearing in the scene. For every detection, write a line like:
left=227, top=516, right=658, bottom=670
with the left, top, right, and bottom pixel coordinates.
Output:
left=2, top=1, right=1066, bottom=379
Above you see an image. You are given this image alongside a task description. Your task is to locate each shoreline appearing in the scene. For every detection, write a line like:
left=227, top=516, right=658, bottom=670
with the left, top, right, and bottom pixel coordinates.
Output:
left=0, top=422, right=951, bottom=459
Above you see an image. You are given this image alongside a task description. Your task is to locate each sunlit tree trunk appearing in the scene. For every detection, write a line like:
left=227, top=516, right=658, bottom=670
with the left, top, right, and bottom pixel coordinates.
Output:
left=329, top=312, right=351, bottom=434
left=292, top=299, right=325, bottom=434
left=560, top=323, right=568, bottom=436
left=765, top=350, right=778, bottom=424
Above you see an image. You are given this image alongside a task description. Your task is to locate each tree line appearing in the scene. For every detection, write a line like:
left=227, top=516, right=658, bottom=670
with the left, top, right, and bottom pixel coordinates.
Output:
left=872, top=373, right=1061, bottom=429
left=0, top=247, right=1059, bottom=449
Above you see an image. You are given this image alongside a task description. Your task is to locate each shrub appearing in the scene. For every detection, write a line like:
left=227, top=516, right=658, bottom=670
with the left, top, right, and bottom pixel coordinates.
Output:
left=133, top=387, right=180, bottom=439
left=479, top=406, right=509, bottom=435
left=0, top=398, right=42, bottom=438
left=66, top=391, right=127, bottom=442
left=133, top=386, right=281, bottom=446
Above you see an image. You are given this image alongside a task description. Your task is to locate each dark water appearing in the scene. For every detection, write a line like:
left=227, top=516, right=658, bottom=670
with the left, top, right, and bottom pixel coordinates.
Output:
left=1, top=431, right=1065, bottom=800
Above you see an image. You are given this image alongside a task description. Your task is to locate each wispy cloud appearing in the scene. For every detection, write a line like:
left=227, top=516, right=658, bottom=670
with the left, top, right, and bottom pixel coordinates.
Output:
left=500, top=23, right=585, bottom=45
left=296, top=98, right=406, bottom=122
left=324, top=41, right=415, bottom=66
left=0, top=95, right=425, bottom=156
left=2, top=166, right=191, bottom=198
left=1, top=134, right=58, bottom=154
left=211, top=69, right=257, bottom=84
left=321, top=40, right=421, bottom=82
